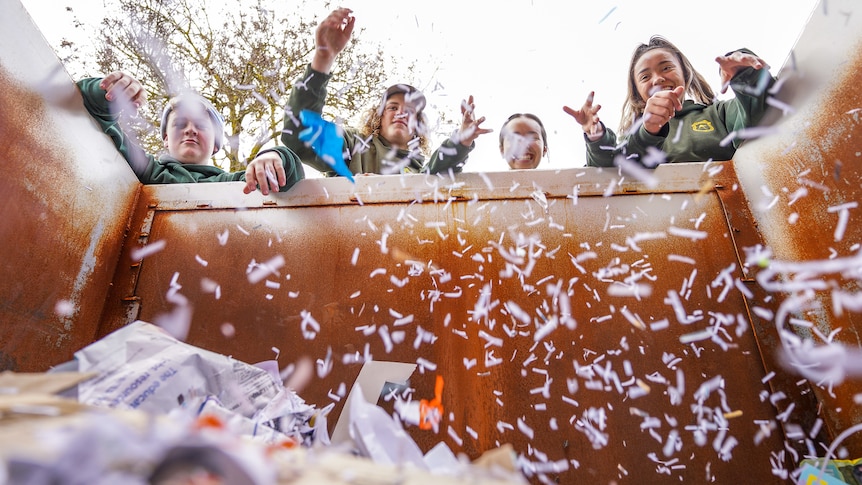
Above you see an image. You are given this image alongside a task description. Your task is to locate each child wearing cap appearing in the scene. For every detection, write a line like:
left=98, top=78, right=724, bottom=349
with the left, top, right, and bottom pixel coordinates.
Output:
left=77, top=71, right=304, bottom=195
left=282, top=7, right=492, bottom=177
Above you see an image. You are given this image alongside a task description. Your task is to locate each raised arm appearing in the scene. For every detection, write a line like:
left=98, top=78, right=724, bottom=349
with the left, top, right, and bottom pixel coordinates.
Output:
left=100, top=71, right=148, bottom=111
left=310, top=7, right=355, bottom=75
left=715, top=48, right=775, bottom=147
left=564, top=91, right=618, bottom=167
left=282, top=8, right=356, bottom=176
left=77, top=71, right=156, bottom=178
left=424, top=95, right=492, bottom=175
left=716, top=50, right=768, bottom=94
left=564, top=91, right=603, bottom=140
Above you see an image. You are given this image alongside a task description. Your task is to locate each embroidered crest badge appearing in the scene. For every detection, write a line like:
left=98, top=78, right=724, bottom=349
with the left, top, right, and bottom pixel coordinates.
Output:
left=691, top=120, right=714, bottom=132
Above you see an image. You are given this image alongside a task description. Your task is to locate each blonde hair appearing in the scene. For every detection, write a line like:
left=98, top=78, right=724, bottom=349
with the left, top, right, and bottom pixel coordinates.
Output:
left=619, top=36, right=716, bottom=134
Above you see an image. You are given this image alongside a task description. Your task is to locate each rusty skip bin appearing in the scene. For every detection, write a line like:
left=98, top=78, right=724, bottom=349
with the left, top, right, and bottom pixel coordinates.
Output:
left=4, top=0, right=862, bottom=483
left=94, top=163, right=803, bottom=483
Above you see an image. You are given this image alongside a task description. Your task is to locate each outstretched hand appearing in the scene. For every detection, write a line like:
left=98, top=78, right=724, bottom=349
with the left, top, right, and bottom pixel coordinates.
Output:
left=563, top=91, right=603, bottom=140
left=642, top=85, right=684, bottom=135
left=312, top=7, right=355, bottom=73
left=716, top=51, right=768, bottom=94
left=100, top=71, right=147, bottom=114
left=457, top=95, right=493, bottom=147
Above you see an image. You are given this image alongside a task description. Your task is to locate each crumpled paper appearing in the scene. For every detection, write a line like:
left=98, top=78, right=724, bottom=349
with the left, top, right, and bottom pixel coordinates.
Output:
left=71, top=320, right=318, bottom=445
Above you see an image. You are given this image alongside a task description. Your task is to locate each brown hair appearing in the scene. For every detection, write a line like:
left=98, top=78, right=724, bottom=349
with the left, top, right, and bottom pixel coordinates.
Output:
left=619, top=36, right=715, bottom=134
left=358, top=95, right=430, bottom=154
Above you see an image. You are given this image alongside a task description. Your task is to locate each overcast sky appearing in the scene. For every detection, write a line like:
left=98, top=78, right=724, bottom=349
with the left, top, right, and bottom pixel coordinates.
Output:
left=22, top=0, right=819, bottom=175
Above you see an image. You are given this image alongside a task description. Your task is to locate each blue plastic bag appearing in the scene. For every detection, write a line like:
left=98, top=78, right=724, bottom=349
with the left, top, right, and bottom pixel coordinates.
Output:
left=298, top=110, right=354, bottom=183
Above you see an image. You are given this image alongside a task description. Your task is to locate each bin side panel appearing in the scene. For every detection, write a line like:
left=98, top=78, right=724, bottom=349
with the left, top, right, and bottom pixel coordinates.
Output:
left=119, top=170, right=789, bottom=483
left=0, top=0, right=139, bottom=371
left=733, top=0, right=862, bottom=453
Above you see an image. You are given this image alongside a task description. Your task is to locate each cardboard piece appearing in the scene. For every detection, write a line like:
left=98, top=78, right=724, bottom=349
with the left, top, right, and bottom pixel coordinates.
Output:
left=330, top=360, right=417, bottom=446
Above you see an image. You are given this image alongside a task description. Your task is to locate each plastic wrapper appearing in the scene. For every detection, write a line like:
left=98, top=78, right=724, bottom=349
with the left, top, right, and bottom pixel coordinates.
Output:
left=71, top=320, right=318, bottom=444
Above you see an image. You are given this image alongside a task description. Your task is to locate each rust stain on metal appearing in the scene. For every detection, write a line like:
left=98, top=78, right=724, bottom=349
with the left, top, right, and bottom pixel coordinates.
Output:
left=0, top=67, right=83, bottom=369
left=102, top=167, right=797, bottom=483
left=753, top=41, right=862, bottom=451
left=761, top=45, right=862, bottom=264
left=0, top=66, right=135, bottom=371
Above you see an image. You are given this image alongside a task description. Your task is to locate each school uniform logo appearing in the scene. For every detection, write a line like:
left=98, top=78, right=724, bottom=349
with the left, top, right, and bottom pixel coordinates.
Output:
left=691, top=120, right=715, bottom=132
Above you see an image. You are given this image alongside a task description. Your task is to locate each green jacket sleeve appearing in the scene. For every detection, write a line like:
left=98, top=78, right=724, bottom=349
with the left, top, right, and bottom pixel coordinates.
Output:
left=718, top=48, right=776, bottom=150
left=131, top=146, right=304, bottom=192
left=584, top=122, right=619, bottom=167
left=76, top=77, right=158, bottom=180
left=423, top=138, right=473, bottom=174
left=623, top=122, right=669, bottom=164
left=281, top=65, right=339, bottom=175
left=255, top=146, right=306, bottom=192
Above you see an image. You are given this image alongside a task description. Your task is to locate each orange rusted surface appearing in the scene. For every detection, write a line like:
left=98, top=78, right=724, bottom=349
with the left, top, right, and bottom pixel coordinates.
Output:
left=5, top=0, right=862, bottom=482
left=98, top=164, right=802, bottom=483
left=733, top=0, right=862, bottom=455
left=0, top=1, right=140, bottom=372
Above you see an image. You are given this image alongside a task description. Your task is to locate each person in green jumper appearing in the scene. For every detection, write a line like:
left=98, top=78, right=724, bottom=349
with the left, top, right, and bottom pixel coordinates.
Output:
left=78, top=71, right=304, bottom=195
left=283, top=7, right=492, bottom=177
left=565, top=36, right=774, bottom=168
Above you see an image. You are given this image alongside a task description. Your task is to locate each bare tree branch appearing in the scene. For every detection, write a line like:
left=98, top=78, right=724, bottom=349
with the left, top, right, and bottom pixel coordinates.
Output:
left=66, top=0, right=410, bottom=172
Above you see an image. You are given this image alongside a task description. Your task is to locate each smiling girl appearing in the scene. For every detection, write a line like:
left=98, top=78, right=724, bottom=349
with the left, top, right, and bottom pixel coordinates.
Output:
left=567, top=36, right=774, bottom=168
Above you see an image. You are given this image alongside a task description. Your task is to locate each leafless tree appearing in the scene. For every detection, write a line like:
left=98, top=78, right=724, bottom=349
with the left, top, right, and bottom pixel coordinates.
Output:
left=59, top=0, right=414, bottom=171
